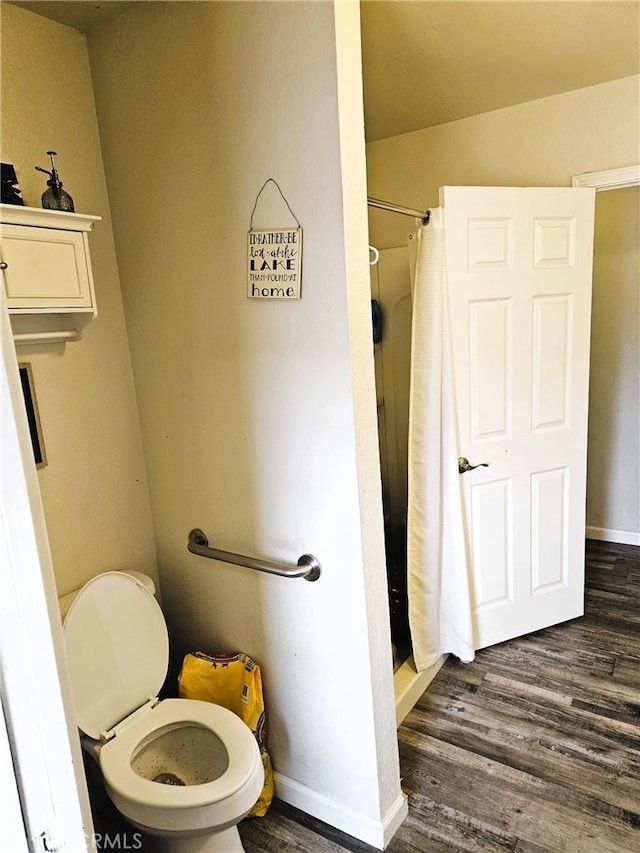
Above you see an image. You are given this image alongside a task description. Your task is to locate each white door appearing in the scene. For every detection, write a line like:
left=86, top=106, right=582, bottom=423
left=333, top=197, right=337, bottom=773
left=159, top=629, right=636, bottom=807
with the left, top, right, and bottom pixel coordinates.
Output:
left=0, top=284, right=94, bottom=852
left=0, top=694, right=28, bottom=853
left=442, top=186, right=595, bottom=650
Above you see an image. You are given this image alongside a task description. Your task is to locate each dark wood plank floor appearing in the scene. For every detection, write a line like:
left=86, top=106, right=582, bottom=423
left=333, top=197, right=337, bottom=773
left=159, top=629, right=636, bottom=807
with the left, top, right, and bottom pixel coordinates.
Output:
left=239, top=539, right=640, bottom=852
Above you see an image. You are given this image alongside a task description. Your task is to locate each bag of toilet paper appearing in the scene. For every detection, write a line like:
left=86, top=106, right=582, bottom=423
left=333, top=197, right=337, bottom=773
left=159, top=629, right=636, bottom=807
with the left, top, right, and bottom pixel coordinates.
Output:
left=178, top=651, right=274, bottom=817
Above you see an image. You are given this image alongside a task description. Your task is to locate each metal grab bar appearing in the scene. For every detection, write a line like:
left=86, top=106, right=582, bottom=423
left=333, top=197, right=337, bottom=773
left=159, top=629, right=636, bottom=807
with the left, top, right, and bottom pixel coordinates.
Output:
left=187, top=529, right=321, bottom=582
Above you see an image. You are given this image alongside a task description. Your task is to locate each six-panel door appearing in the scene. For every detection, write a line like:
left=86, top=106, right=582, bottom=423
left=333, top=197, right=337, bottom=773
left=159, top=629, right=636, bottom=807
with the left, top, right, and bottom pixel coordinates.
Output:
left=442, top=186, right=595, bottom=649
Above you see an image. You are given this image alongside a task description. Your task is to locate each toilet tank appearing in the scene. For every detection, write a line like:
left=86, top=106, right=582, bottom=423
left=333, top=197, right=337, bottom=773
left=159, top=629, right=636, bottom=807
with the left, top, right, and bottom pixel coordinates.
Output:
left=58, top=571, right=156, bottom=621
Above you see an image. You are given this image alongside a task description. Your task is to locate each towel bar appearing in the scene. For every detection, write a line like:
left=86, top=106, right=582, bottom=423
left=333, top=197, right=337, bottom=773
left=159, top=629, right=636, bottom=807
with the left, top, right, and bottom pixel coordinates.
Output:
left=187, top=529, right=321, bottom=582
left=13, top=328, right=81, bottom=345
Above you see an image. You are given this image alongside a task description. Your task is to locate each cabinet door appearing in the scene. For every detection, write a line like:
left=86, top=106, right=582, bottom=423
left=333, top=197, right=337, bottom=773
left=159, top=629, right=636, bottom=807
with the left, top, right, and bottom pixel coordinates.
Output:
left=1, top=224, right=94, bottom=312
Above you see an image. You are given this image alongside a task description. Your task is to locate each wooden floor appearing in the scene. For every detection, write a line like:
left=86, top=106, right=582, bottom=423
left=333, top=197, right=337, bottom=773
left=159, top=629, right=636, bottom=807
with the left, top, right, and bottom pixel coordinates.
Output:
left=239, top=539, right=640, bottom=852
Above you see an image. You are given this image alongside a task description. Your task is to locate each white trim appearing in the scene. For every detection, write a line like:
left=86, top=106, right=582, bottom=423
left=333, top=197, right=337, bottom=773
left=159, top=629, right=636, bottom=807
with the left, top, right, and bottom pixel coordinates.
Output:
left=382, top=792, right=409, bottom=848
left=0, top=696, right=29, bottom=853
left=0, top=203, right=100, bottom=231
left=572, top=165, right=640, bottom=191
left=0, top=287, right=95, bottom=852
left=394, top=654, right=446, bottom=726
left=576, top=165, right=640, bottom=552
left=586, top=526, right=640, bottom=547
left=274, top=771, right=408, bottom=849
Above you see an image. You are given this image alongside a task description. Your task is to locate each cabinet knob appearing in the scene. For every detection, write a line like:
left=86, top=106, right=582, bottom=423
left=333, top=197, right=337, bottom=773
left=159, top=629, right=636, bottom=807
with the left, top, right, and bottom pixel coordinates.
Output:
left=0, top=262, right=7, bottom=270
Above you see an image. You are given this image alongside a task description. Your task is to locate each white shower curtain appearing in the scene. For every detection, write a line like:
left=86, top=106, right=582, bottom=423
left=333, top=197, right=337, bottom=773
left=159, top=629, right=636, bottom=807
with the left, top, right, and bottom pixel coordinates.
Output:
left=407, top=208, right=475, bottom=671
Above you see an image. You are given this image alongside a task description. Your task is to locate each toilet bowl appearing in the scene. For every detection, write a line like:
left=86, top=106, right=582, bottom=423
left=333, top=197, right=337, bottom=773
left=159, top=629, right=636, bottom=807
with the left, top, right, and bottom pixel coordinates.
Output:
left=63, top=571, right=263, bottom=853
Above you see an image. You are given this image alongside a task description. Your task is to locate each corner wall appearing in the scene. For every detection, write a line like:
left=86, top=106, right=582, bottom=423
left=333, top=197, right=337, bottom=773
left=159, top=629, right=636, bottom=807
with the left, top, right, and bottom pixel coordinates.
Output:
left=0, top=5, right=158, bottom=597
left=88, top=1, right=402, bottom=845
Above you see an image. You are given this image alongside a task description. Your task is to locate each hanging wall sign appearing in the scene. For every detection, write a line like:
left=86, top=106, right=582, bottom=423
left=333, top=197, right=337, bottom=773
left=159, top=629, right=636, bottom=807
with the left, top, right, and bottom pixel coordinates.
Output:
left=247, top=179, right=303, bottom=300
left=248, top=228, right=302, bottom=299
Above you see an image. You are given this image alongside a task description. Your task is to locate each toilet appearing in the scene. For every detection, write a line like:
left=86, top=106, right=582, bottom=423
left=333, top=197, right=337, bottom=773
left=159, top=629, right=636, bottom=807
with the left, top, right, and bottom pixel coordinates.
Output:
left=62, top=571, right=264, bottom=853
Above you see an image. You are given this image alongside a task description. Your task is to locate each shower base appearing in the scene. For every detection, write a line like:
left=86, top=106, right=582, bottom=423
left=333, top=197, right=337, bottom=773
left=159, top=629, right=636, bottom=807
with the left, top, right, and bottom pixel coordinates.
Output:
left=394, top=653, right=445, bottom=727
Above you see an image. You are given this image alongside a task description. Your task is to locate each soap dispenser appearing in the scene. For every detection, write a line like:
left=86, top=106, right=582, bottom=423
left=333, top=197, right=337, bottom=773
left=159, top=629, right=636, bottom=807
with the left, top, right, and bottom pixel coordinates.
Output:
left=35, top=151, right=75, bottom=212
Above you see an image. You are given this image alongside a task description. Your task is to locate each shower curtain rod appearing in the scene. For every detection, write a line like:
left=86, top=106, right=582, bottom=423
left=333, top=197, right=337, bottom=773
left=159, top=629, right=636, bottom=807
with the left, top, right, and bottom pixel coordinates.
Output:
left=367, top=196, right=431, bottom=224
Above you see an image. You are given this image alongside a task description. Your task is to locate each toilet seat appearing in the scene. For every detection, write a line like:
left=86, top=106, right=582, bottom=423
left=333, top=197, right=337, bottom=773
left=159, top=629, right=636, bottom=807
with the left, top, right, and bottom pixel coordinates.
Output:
left=99, top=698, right=262, bottom=810
left=63, top=571, right=169, bottom=739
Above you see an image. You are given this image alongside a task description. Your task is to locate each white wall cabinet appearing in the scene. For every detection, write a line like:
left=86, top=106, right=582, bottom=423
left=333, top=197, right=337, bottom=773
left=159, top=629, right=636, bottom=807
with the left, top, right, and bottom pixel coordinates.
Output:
left=0, top=204, right=100, bottom=344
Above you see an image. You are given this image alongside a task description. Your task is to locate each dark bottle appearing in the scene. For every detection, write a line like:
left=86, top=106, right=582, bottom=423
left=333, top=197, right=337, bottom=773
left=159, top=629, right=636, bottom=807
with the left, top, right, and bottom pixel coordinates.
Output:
left=35, top=151, right=75, bottom=212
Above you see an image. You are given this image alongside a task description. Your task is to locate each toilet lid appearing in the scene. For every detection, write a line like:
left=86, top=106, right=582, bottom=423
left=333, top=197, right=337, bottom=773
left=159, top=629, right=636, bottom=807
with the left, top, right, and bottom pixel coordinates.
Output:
left=63, top=572, right=169, bottom=740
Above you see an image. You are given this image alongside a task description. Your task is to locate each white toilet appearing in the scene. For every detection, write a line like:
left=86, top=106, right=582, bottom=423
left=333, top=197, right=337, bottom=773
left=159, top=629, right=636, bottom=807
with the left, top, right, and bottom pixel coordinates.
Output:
left=62, top=571, right=264, bottom=852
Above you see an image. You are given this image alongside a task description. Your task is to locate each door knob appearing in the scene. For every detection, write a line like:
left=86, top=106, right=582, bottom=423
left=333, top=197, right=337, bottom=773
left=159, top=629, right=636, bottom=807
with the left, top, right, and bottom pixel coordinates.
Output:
left=458, top=457, right=490, bottom=474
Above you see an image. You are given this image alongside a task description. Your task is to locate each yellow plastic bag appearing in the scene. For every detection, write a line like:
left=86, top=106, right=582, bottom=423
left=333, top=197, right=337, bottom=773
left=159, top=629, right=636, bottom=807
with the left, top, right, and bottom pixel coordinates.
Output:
left=178, top=651, right=274, bottom=817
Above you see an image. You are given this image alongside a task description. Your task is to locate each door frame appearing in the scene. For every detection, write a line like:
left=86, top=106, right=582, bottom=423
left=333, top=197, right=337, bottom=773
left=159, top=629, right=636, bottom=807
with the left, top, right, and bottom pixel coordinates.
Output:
left=0, top=692, right=29, bottom=853
left=572, top=163, right=640, bottom=546
left=572, top=164, right=640, bottom=191
left=0, top=288, right=95, bottom=852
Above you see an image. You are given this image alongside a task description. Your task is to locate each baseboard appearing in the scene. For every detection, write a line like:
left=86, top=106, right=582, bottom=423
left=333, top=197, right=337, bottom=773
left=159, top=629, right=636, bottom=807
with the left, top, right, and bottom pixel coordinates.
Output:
left=394, top=654, right=446, bottom=726
left=586, top=526, right=640, bottom=547
left=274, top=771, right=408, bottom=849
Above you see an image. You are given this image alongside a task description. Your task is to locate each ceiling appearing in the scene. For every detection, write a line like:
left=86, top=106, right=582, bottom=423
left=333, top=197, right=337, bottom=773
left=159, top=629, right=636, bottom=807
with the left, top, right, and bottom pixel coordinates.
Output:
left=360, top=1, right=640, bottom=140
left=10, top=1, right=640, bottom=142
left=11, top=0, right=140, bottom=33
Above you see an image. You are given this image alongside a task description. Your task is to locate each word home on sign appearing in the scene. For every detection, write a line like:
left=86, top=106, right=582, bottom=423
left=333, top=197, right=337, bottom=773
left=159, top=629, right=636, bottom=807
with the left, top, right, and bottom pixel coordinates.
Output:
left=247, top=228, right=302, bottom=299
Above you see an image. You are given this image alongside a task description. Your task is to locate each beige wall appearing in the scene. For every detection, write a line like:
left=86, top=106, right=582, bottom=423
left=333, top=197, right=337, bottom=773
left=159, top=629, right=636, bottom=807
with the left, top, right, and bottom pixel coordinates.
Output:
left=367, top=76, right=640, bottom=248
left=87, top=0, right=401, bottom=842
left=0, top=4, right=158, bottom=596
left=366, top=76, right=640, bottom=541
left=587, top=186, right=640, bottom=539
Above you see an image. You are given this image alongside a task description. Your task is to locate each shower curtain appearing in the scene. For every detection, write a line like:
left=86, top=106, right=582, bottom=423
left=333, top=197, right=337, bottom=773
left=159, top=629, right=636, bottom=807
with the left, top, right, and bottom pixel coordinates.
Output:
left=407, top=208, right=475, bottom=671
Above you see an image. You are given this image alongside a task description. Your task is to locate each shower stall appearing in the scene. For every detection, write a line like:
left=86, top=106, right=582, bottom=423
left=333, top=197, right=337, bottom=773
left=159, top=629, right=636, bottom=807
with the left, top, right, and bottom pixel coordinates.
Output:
left=369, top=239, right=413, bottom=664
left=368, top=195, right=447, bottom=721
left=367, top=197, right=426, bottom=674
